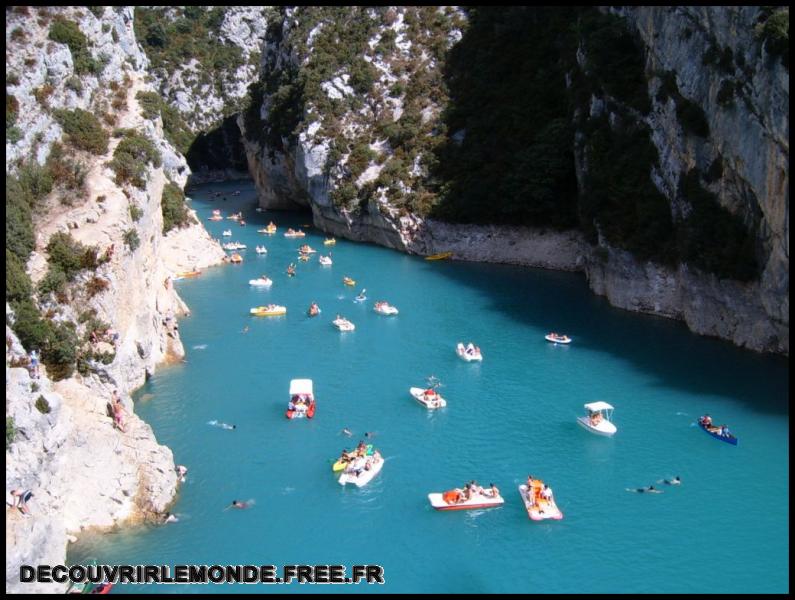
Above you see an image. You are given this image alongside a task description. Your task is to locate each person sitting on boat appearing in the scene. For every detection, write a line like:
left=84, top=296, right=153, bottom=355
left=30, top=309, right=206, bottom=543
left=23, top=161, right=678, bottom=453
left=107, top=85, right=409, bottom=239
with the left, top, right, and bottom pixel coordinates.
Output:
left=700, top=415, right=712, bottom=426
left=466, top=343, right=475, bottom=355
left=540, top=485, right=553, bottom=501
left=486, top=483, right=500, bottom=499
left=356, top=440, right=367, bottom=456
left=288, top=399, right=296, bottom=411
left=720, top=425, right=730, bottom=437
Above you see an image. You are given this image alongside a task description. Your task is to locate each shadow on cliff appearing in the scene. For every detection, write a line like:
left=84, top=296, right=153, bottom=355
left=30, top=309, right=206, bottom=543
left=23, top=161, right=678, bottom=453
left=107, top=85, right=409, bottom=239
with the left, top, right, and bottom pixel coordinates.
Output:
left=427, top=258, right=789, bottom=416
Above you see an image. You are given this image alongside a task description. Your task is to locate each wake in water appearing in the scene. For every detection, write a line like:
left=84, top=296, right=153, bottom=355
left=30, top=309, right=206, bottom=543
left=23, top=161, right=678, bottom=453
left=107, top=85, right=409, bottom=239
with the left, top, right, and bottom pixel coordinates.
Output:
left=192, top=344, right=208, bottom=350
left=208, top=420, right=236, bottom=430
left=676, top=411, right=689, bottom=416
left=224, top=499, right=255, bottom=511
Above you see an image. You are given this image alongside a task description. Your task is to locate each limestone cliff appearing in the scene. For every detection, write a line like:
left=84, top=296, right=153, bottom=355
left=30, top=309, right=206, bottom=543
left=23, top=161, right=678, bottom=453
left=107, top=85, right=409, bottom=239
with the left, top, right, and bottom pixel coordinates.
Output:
left=6, top=6, right=225, bottom=592
left=238, top=6, right=788, bottom=355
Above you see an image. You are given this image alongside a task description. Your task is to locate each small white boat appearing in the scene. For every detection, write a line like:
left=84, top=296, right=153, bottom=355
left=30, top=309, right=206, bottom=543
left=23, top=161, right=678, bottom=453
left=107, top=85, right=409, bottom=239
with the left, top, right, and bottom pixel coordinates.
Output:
left=338, top=453, right=383, bottom=487
left=332, top=317, right=355, bottom=332
left=222, top=242, right=247, bottom=251
left=255, top=207, right=262, bottom=212
left=428, top=489, right=504, bottom=511
left=373, top=302, right=398, bottom=316
left=249, top=277, right=272, bottom=287
left=319, top=255, right=332, bottom=266
left=577, top=401, right=617, bottom=436
left=456, top=342, right=482, bottom=362
left=519, top=484, right=563, bottom=521
left=545, top=333, right=572, bottom=344
left=410, top=386, right=446, bottom=409
left=222, top=229, right=232, bottom=237
left=255, top=245, right=267, bottom=254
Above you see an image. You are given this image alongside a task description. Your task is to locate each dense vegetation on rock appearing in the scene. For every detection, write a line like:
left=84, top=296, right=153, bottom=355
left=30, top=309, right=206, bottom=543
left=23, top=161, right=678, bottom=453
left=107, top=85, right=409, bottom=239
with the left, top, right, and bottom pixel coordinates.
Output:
left=161, top=181, right=193, bottom=233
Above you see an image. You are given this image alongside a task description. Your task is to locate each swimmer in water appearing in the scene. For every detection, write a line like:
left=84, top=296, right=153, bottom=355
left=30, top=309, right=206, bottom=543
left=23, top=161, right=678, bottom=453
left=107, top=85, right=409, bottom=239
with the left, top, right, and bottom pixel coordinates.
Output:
left=364, top=431, right=375, bottom=439
left=657, top=476, right=682, bottom=486
left=208, top=420, right=236, bottom=430
left=163, top=512, right=178, bottom=523
left=241, top=326, right=249, bottom=334
left=626, top=485, right=663, bottom=494
left=341, top=428, right=353, bottom=437
left=225, top=499, right=254, bottom=510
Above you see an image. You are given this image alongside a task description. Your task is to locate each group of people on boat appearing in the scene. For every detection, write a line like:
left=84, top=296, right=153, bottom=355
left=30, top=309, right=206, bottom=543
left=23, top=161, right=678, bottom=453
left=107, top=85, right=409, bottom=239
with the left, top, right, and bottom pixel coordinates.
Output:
left=589, top=411, right=604, bottom=426
left=298, top=244, right=315, bottom=254
left=525, top=476, right=553, bottom=506
left=287, top=263, right=296, bottom=276
left=442, top=481, right=501, bottom=504
left=285, top=228, right=305, bottom=237
left=287, top=394, right=312, bottom=414
left=337, top=441, right=381, bottom=475
left=462, top=342, right=480, bottom=357
left=698, top=415, right=731, bottom=437
left=307, top=302, right=320, bottom=317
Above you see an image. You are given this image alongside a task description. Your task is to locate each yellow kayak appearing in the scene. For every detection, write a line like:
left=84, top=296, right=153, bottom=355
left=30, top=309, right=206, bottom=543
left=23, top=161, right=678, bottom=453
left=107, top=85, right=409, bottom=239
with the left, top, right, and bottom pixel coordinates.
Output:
left=324, top=238, right=336, bottom=246
left=175, top=271, right=201, bottom=279
left=343, top=277, right=355, bottom=286
left=250, top=305, right=287, bottom=317
left=425, top=252, right=452, bottom=261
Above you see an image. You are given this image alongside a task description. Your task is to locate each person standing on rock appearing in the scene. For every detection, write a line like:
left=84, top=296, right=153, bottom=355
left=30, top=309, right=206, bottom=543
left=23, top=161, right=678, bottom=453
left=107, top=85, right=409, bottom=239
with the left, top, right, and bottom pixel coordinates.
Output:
left=29, top=349, right=40, bottom=379
left=10, top=489, right=33, bottom=516
left=112, top=391, right=127, bottom=433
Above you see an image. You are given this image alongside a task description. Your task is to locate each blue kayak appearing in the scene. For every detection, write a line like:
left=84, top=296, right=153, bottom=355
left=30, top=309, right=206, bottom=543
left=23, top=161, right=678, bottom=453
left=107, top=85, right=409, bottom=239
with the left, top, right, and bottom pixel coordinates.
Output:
left=698, top=421, right=738, bottom=446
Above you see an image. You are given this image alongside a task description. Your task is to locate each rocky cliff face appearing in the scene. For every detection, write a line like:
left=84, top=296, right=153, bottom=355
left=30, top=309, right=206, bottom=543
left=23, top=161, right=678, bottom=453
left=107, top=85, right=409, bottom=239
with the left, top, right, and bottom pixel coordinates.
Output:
left=6, top=6, right=225, bottom=592
left=239, top=6, right=787, bottom=355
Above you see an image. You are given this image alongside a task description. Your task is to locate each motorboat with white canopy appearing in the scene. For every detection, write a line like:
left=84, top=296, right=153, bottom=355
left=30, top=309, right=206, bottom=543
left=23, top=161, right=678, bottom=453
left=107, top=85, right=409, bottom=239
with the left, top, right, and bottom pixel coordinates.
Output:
left=577, top=401, right=617, bottom=436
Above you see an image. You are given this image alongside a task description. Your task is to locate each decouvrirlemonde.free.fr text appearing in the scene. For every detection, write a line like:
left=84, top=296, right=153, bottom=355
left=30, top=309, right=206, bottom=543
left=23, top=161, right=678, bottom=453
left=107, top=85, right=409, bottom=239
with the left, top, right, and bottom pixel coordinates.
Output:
left=21, top=564, right=385, bottom=585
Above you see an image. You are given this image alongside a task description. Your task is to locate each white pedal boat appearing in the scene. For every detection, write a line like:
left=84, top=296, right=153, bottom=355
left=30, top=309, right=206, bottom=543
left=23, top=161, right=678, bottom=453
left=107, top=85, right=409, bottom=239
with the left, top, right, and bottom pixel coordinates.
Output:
left=332, top=317, right=355, bottom=332
left=255, top=246, right=267, bottom=254
left=410, top=387, right=447, bottom=409
left=319, top=256, right=332, bottom=266
left=545, top=333, right=571, bottom=344
left=428, top=490, right=504, bottom=511
left=519, top=484, right=563, bottom=521
left=222, top=230, right=232, bottom=237
left=249, top=277, right=273, bottom=287
left=577, top=401, right=617, bottom=436
left=456, top=342, right=482, bottom=362
left=338, top=454, right=383, bottom=487
left=374, top=302, right=399, bottom=315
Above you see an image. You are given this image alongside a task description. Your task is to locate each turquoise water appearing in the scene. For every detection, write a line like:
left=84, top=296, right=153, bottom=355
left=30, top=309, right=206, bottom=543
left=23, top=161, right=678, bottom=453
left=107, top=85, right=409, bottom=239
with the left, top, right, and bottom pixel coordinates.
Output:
left=68, top=180, right=789, bottom=593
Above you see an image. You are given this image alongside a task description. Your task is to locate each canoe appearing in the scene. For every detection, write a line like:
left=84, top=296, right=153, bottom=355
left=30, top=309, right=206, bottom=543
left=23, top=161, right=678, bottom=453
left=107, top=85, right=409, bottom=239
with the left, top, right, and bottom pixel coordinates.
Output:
left=338, top=454, right=383, bottom=487
left=230, top=253, right=243, bottom=263
left=545, top=334, right=571, bottom=344
left=409, top=387, right=446, bottom=409
left=250, top=305, right=286, bottom=316
left=518, top=484, right=563, bottom=521
left=427, top=491, right=504, bottom=511
left=324, top=238, right=336, bottom=246
left=332, top=445, right=374, bottom=472
left=284, top=231, right=306, bottom=238
left=343, top=277, right=356, bottom=286
left=174, top=271, right=201, bottom=279
left=698, top=421, right=738, bottom=446
left=425, top=252, right=452, bottom=261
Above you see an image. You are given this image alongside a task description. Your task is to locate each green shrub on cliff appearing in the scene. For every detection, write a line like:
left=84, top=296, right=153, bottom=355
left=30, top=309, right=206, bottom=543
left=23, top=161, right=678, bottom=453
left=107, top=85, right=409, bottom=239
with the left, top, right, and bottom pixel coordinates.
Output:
left=53, top=108, right=109, bottom=155
left=49, top=16, right=101, bottom=75
left=109, top=131, right=162, bottom=189
left=6, top=417, right=16, bottom=450
left=135, top=91, right=193, bottom=154
left=6, top=249, right=31, bottom=305
left=161, top=182, right=192, bottom=233
left=756, top=8, right=789, bottom=69
left=123, top=228, right=140, bottom=251
left=35, top=395, right=51, bottom=414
